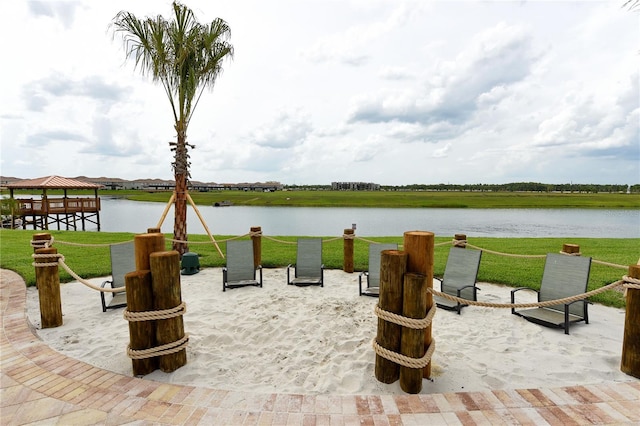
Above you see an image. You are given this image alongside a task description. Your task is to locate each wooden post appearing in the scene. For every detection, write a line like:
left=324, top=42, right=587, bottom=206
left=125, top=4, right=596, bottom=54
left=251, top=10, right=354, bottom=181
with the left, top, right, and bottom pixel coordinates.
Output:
left=403, top=231, right=435, bottom=379
left=135, top=233, right=166, bottom=271
left=400, top=272, right=428, bottom=394
left=150, top=251, right=187, bottom=372
left=375, top=249, right=407, bottom=384
left=35, top=247, right=63, bottom=328
left=125, top=270, right=158, bottom=376
left=562, top=243, right=580, bottom=255
left=32, top=232, right=53, bottom=289
left=251, top=226, right=262, bottom=268
left=621, top=264, right=640, bottom=378
left=343, top=228, right=354, bottom=273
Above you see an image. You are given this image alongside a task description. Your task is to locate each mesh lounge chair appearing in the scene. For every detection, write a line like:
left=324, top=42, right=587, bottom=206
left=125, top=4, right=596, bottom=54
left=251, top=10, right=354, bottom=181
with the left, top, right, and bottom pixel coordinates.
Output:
left=287, top=238, right=324, bottom=287
left=223, top=240, right=263, bottom=292
left=100, top=241, right=135, bottom=312
left=511, top=253, right=592, bottom=334
left=433, top=247, right=482, bottom=314
left=359, top=243, right=398, bottom=297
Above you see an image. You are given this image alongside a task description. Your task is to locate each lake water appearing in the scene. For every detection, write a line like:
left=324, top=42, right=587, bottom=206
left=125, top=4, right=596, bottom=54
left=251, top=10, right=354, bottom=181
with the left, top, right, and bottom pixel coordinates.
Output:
left=97, top=197, right=640, bottom=238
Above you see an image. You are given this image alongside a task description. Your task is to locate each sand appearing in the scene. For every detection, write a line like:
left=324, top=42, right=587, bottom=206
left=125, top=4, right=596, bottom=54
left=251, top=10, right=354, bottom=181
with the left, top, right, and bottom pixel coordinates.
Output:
left=25, top=267, right=635, bottom=395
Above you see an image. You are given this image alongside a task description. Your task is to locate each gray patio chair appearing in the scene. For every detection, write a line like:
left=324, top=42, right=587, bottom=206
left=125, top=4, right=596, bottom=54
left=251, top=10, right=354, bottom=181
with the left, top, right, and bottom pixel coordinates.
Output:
left=100, top=241, right=135, bottom=312
left=511, top=253, right=592, bottom=334
left=433, top=247, right=483, bottom=314
left=359, top=243, right=398, bottom=297
left=223, top=240, right=263, bottom=292
left=287, top=238, right=324, bottom=287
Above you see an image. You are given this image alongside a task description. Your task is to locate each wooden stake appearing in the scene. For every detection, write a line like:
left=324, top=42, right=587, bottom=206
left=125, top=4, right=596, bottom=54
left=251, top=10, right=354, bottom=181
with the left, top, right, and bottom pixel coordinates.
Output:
left=150, top=251, right=187, bottom=372
left=621, top=264, right=640, bottom=378
left=375, top=249, right=407, bottom=384
left=156, top=192, right=175, bottom=229
left=403, top=231, right=435, bottom=379
left=400, top=272, right=428, bottom=393
left=35, top=247, right=63, bottom=328
left=343, top=228, right=354, bottom=273
left=186, top=192, right=223, bottom=257
left=125, top=270, right=158, bottom=376
left=251, top=226, right=262, bottom=269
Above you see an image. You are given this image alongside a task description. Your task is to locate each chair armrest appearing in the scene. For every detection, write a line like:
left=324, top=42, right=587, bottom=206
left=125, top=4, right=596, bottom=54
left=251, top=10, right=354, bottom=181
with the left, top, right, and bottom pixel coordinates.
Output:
left=222, top=267, right=227, bottom=292
left=100, top=280, right=112, bottom=312
left=511, top=287, right=539, bottom=314
left=286, top=264, right=293, bottom=285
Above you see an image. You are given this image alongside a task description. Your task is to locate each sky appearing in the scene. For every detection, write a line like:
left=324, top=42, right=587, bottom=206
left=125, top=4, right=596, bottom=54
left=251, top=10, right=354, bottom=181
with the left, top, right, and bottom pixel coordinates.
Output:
left=0, top=1, right=638, bottom=186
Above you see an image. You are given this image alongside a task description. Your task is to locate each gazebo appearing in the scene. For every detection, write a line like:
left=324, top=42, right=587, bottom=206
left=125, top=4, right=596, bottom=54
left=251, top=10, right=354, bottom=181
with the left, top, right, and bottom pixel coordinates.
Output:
left=6, top=176, right=103, bottom=231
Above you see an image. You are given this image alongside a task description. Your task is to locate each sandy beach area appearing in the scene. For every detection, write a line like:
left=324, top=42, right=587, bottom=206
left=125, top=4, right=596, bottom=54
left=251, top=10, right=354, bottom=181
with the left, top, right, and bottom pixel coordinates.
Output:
left=26, top=267, right=635, bottom=396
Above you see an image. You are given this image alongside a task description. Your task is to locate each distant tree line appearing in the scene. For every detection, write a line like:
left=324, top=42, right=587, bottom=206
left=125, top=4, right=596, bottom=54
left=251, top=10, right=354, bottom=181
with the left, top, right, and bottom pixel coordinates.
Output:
left=284, top=182, right=638, bottom=193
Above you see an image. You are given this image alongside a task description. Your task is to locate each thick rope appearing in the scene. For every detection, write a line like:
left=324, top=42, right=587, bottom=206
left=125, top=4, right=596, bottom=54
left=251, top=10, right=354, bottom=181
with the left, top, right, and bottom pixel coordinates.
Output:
left=127, top=334, right=189, bottom=360
left=32, top=254, right=123, bottom=293
left=54, top=240, right=133, bottom=248
left=123, top=302, right=187, bottom=322
left=372, top=304, right=436, bottom=369
left=372, top=338, right=436, bottom=369
left=465, top=243, right=547, bottom=259
left=374, top=305, right=437, bottom=329
left=427, top=280, right=631, bottom=309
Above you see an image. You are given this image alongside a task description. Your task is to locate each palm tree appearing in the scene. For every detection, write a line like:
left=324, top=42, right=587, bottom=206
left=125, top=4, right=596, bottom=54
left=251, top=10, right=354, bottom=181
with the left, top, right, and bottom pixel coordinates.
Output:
left=111, top=2, right=233, bottom=255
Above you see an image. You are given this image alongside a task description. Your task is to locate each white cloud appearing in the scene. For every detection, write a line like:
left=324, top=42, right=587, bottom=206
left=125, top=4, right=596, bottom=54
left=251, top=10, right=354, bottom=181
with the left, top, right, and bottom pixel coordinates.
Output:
left=0, top=0, right=637, bottom=185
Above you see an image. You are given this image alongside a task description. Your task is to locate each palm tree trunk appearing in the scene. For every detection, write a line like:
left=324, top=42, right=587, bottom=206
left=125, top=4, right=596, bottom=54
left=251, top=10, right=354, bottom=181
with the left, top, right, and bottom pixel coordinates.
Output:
left=173, top=173, right=188, bottom=255
left=173, top=128, right=189, bottom=255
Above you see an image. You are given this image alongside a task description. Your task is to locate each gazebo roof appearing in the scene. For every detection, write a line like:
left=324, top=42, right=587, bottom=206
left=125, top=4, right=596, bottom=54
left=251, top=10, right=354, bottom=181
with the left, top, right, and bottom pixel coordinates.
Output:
left=6, top=175, right=103, bottom=190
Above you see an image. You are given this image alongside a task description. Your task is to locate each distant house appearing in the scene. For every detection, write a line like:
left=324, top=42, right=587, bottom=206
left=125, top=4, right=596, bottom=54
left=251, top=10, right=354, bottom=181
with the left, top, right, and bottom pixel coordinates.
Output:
left=331, top=182, right=380, bottom=191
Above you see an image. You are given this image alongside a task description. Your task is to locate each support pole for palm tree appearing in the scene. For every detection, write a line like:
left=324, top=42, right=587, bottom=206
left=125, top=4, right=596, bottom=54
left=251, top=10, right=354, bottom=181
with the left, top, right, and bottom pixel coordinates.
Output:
left=186, top=192, right=223, bottom=257
left=156, top=192, right=176, bottom=230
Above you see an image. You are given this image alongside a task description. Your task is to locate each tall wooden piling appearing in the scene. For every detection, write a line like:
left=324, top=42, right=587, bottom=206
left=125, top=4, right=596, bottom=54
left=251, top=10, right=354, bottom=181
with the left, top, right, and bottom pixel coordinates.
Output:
left=251, top=226, right=262, bottom=268
left=343, top=228, right=355, bottom=273
left=150, top=251, right=187, bottom=372
left=403, top=231, right=435, bottom=379
left=135, top=233, right=166, bottom=271
left=621, top=264, right=640, bottom=378
left=35, top=246, right=63, bottom=328
left=125, top=270, right=158, bottom=376
left=400, top=272, right=428, bottom=393
left=375, top=250, right=407, bottom=384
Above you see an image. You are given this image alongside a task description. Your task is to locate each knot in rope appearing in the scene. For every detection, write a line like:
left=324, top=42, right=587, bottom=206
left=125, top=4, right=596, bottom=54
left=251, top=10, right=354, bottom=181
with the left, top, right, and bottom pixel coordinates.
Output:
left=123, top=302, right=187, bottom=322
left=249, top=230, right=263, bottom=237
left=127, top=334, right=189, bottom=360
left=342, top=233, right=355, bottom=240
left=452, top=239, right=467, bottom=248
left=31, top=237, right=54, bottom=249
left=32, top=252, right=64, bottom=267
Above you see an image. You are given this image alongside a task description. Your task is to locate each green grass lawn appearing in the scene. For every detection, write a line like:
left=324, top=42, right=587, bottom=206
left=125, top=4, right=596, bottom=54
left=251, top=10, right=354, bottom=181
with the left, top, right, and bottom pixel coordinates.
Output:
left=1, top=229, right=636, bottom=308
